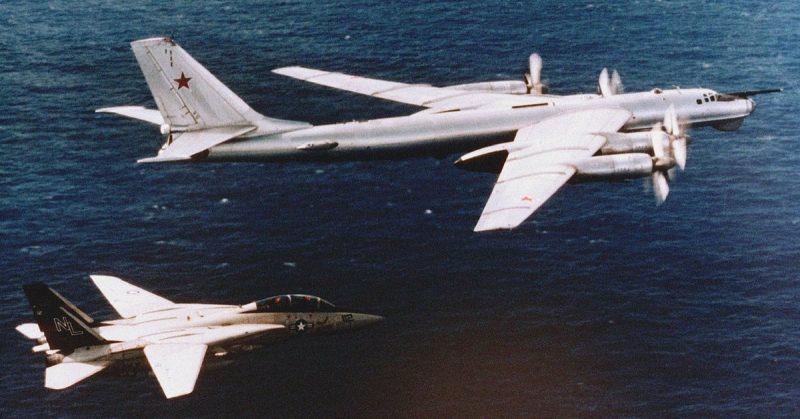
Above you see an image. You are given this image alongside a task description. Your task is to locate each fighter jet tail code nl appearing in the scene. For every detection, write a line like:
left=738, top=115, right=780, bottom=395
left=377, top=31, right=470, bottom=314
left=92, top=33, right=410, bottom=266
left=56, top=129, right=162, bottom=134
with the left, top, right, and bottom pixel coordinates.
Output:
left=98, top=37, right=780, bottom=231
left=17, top=275, right=383, bottom=399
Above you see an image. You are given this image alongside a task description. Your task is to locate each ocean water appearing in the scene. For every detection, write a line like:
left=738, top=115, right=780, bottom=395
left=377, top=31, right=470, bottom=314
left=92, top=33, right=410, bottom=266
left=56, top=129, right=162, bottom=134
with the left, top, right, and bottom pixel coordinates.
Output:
left=1, top=1, right=798, bottom=417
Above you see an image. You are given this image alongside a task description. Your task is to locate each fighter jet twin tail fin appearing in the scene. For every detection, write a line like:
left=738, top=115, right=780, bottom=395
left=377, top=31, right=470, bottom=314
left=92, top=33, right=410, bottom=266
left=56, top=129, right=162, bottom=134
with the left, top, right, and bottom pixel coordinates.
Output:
left=23, top=283, right=105, bottom=353
left=97, top=37, right=309, bottom=163
left=22, top=284, right=111, bottom=390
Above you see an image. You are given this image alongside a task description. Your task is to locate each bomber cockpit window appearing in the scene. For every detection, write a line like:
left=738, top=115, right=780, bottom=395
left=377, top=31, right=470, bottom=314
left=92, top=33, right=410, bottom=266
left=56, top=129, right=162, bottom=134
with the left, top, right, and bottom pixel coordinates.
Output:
left=716, top=94, right=737, bottom=102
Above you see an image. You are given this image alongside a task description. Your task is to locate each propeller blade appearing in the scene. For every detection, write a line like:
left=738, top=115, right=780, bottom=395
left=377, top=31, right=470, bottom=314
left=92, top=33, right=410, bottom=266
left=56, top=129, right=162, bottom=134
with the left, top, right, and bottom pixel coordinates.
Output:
left=529, top=53, right=542, bottom=85
left=673, top=138, right=687, bottom=170
left=652, top=171, right=670, bottom=205
left=610, top=69, right=624, bottom=95
left=667, top=166, right=678, bottom=182
left=664, top=105, right=680, bottom=137
left=650, top=123, right=667, bottom=159
left=598, top=68, right=612, bottom=97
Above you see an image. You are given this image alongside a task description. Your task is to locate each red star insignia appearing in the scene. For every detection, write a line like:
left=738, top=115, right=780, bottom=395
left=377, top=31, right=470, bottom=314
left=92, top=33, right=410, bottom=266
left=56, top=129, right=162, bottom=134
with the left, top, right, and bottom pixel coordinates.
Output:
left=174, top=72, right=191, bottom=89
left=521, top=195, right=533, bottom=202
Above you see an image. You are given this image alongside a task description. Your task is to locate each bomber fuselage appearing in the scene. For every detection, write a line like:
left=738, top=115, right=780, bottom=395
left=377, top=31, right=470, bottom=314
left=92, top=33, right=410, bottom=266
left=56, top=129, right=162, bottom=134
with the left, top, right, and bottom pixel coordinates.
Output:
left=200, top=88, right=753, bottom=162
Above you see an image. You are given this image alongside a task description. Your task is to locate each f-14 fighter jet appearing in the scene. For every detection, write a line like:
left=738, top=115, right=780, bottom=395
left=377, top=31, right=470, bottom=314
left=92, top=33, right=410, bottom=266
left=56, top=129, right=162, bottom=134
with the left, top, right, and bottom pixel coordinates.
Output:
left=98, top=37, right=779, bottom=231
left=16, top=275, right=382, bottom=399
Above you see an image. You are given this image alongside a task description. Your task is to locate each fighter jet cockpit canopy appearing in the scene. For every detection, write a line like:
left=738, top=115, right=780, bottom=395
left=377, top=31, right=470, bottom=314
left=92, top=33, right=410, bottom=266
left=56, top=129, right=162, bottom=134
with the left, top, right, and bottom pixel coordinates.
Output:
left=240, top=294, right=337, bottom=313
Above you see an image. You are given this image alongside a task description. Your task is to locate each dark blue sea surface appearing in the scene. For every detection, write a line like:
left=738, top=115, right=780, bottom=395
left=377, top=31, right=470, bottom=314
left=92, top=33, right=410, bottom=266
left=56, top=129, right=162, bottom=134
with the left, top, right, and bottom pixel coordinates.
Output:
left=1, top=1, right=798, bottom=417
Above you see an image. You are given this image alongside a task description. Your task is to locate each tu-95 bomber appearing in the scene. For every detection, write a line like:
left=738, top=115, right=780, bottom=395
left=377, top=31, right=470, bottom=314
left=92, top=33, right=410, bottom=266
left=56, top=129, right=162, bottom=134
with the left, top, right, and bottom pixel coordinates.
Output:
left=98, top=37, right=780, bottom=231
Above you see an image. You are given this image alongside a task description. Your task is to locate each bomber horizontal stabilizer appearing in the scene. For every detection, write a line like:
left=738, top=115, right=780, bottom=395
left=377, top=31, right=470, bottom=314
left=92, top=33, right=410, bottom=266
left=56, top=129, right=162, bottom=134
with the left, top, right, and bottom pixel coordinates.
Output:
left=96, top=106, right=164, bottom=125
left=137, top=126, right=256, bottom=164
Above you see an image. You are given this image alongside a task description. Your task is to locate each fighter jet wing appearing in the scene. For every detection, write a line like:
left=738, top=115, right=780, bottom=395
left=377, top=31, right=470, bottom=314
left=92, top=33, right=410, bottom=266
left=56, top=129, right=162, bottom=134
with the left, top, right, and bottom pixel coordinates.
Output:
left=474, top=108, right=632, bottom=231
left=273, top=66, right=524, bottom=111
left=90, top=274, right=176, bottom=319
left=144, top=344, right=207, bottom=399
left=143, top=324, right=284, bottom=398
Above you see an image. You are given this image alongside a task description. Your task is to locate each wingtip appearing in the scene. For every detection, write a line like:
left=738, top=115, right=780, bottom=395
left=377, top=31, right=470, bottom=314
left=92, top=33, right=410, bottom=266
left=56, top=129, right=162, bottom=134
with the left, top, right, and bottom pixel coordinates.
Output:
left=271, top=66, right=329, bottom=80
left=163, top=388, right=195, bottom=399
left=473, top=221, right=517, bottom=233
left=272, top=66, right=304, bottom=76
left=130, top=36, right=176, bottom=47
left=89, top=273, right=121, bottom=284
left=137, top=156, right=191, bottom=164
left=271, top=66, right=294, bottom=74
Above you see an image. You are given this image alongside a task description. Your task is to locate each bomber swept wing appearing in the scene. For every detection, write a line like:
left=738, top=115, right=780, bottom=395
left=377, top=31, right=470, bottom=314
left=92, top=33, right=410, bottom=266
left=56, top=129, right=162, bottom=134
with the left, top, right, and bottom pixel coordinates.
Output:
left=272, top=66, right=551, bottom=111
left=474, top=109, right=632, bottom=231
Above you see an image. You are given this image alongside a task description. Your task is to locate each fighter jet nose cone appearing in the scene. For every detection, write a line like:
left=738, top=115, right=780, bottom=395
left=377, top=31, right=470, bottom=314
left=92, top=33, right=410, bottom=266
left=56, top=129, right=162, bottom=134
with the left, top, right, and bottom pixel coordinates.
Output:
left=353, top=313, right=384, bottom=328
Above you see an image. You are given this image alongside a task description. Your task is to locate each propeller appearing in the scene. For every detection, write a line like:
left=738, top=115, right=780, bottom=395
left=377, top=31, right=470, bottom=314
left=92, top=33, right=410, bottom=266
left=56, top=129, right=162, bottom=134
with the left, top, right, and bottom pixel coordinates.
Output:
left=648, top=105, right=690, bottom=204
left=524, top=53, right=548, bottom=94
left=598, top=68, right=611, bottom=97
left=610, top=69, right=624, bottom=95
left=650, top=123, right=671, bottom=205
left=598, top=68, right=624, bottom=97
left=664, top=105, right=687, bottom=170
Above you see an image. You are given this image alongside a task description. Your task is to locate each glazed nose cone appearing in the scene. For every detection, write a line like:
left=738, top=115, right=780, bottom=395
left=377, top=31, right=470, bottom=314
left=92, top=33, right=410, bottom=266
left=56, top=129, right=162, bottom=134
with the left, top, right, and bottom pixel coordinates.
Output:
left=747, top=98, right=756, bottom=113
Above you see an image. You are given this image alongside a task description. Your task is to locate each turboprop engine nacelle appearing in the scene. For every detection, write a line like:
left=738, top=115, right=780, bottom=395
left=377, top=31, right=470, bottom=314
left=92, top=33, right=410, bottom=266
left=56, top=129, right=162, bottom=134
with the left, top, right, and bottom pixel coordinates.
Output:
left=599, top=132, right=654, bottom=155
left=572, top=153, right=656, bottom=182
left=598, top=131, right=691, bottom=156
left=454, top=133, right=663, bottom=174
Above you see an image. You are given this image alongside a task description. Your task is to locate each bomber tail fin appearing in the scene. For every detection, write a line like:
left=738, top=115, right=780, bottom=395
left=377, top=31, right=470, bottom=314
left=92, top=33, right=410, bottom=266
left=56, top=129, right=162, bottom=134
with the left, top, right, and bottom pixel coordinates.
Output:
left=23, top=284, right=106, bottom=353
left=99, top=37, right=310, bottom=163
left=129, top=37, right=309, bottom=133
